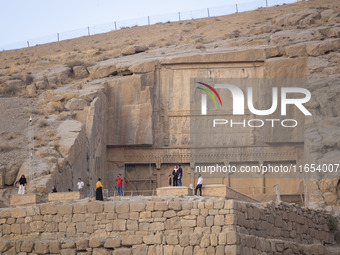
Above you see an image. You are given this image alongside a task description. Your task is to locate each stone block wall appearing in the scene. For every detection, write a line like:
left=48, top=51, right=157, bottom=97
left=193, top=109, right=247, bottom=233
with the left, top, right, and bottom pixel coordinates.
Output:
left=0, top=197, right=337, bottom=254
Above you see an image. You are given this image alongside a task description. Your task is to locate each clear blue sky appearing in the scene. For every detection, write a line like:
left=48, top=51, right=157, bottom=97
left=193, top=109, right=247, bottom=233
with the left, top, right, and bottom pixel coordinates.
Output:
left=0, top=0, right=288, bottom=48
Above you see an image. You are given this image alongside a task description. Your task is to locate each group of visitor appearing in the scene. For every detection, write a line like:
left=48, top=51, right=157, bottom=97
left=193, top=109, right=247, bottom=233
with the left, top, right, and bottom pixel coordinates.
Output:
left=96, top=174, right=123, bottom=201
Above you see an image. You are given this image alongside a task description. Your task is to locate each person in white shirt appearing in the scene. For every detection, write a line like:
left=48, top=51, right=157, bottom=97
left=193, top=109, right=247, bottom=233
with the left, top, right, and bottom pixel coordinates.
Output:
left=77, top=178, right=84, bottom=192
left=195, top=174, right=203, bottom=196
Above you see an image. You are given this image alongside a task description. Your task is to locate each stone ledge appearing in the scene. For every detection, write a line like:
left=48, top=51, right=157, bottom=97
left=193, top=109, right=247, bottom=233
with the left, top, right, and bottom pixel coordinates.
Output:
left=201, top=184, right=258, bottom=202
left=10, top=194, right=38, bottom=207
left=48, top=192, right=84, bottom=202
left=156, top=186, right=193, bottom=196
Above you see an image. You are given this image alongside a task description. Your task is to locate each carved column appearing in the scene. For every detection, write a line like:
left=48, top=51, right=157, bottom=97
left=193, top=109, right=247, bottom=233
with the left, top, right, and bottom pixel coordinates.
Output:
left=259, top=161, right=265, bottom=194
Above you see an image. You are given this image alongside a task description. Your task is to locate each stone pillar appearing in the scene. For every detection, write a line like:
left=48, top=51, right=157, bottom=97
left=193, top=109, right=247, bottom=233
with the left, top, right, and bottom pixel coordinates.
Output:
left=259, top=161, right=265, bottom=194
left=224, top=162, right=230, bottom=187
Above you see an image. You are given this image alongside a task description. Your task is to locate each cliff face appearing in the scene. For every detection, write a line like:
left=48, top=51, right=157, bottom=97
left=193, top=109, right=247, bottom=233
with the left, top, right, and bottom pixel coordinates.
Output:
left=0, top=0, right=339, bottom=207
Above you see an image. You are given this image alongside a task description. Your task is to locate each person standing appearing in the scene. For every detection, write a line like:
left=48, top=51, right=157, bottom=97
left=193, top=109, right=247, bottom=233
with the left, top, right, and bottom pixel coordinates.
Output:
left=18, top=175, right=27, bottom=195
left=77, top=178, right=84, bottom=192
left=172, top=165, right=178, bottom=186
left=115, top=174, right=124, bottom=196
left=195, top=174, right=203, bottom=196
left=96, top=178, right=104, bottom=201
left=168, top=174, right=172, bottom=186
left=177, top=165, right=183, bottom=186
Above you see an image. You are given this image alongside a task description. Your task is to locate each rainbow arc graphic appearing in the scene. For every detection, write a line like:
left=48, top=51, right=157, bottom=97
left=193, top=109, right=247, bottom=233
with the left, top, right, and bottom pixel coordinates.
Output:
left=196, top=81, right=222, bottom=107
left=196, top=82, right=223, bottom=115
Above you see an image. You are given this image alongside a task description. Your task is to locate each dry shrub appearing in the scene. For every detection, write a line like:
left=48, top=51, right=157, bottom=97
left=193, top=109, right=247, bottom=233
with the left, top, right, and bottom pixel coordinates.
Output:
left=56, top=112, right=73, bottom=121
left=37, top=118, right=48, bottom=128
left=25, top=74, right=34, bottom=85
left=125, top=38, right=136, bottom=45
left=46, top=101, right=63, bottom=114
left=0, top=83, right=20, bottom=96
left=0, top=143, right=17, bottom=152
left=65, top=60, right=84, bottom=68
left=24, top=107, right=44, bottom=115
left=62, top=92, right=78, bottom=101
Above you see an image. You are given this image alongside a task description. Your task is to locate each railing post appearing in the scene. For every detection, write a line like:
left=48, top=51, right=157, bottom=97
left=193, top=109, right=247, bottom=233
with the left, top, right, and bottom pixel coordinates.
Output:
left=207, top=8, right=210, bottom=17
left=114, top=21, right=117, bottom=30
left=88, top=26, right=90, bottom=36
left=266, top=0, right=268, bottom=7
left=148, top=16, right=150, bottom=25
left=27, top=41, right=29, bottom=47
left=178, top=12, right=181, bottom=21
left=236, top=4, right=238, bottom=13
left=57, top=33, right=59, bottom=41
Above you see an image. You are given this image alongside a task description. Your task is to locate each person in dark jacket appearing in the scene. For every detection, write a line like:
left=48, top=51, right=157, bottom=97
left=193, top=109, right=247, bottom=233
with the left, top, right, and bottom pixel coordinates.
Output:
left=18, top=175, right=27, bottom=195
left=172, top=166, right=178, bottom=186
left=177, top=165, right=183, bottom=186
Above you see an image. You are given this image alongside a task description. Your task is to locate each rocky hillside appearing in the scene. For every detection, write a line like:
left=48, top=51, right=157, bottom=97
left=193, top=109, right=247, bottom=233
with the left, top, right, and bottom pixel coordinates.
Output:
left=0, top=0, right=339, bottom=207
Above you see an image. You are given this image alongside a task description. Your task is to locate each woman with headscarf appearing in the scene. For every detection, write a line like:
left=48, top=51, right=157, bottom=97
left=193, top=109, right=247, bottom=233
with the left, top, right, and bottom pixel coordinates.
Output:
left=96, top=178, right=104, bottom=201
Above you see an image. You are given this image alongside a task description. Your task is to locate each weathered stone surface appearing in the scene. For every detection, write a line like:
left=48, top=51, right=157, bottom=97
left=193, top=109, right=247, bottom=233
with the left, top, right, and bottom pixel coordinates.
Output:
left=57, top=120, right=88, bottom=191
left=166, top=234, right=179, bottom=245
left=87, top=60, right=117, bottom=79
left=48, top=192, right=83, bottom=202
left=270, top=28, right=324, bottom=45
left=106, top=75, right=153, bottom=146
left=129, top=60, right=159, bottom=73
left=285, top=43, right=307, bottom=57
left=116, top=203, right=129, bottom=213
left=320, top=9, right=335, bottom=22
left=274, top=9, right=321, bottom=27
left=143, top=233, right=162, bottom=245
left=130, top=202, right=145, bottom=212
left=45, top=66, right=71, bottom=85
left=87, top=201, right=103, bottom=213
left=34, top=241, right=49, bottom=254
left=21, top=240, right=34, bottom=252
left=122, top=235, right=143, bottom=246
left=156, top=186, right=193, bottom=196
left=10, top=208, right=26, bottom=218
left=112, top=219, right=126, bottom=231
left=264, top=57, right=307, bottom=78
left=73, top=66, right=89, bottom=79
left=305, top=39, right=338, bottom=57
left=121, top=45, right=148, bottom=56
left=10, top=194, right=38, bottom=207
left=89, top=238, right=104, bottom=248
left=75, top=239, right=88, bottom=251
left=104, top=238, right=121, bottom=248
left=40, top=203, right=58, bottom=215
left=323, top=192, right=337, bottom=206
left=57, top=204, right=73, bottom=215
left=112, top=247, right=132, bottom=255
left=65, top=98, right=88, bottom=111
left=0, top=167, right=4, bottom=189
left=5, top=164, right=20, bottom=186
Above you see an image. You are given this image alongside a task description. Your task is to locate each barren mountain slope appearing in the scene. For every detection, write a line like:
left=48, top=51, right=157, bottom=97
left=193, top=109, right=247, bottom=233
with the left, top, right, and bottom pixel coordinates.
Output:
left=0, top=0, right=339, bottom=207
